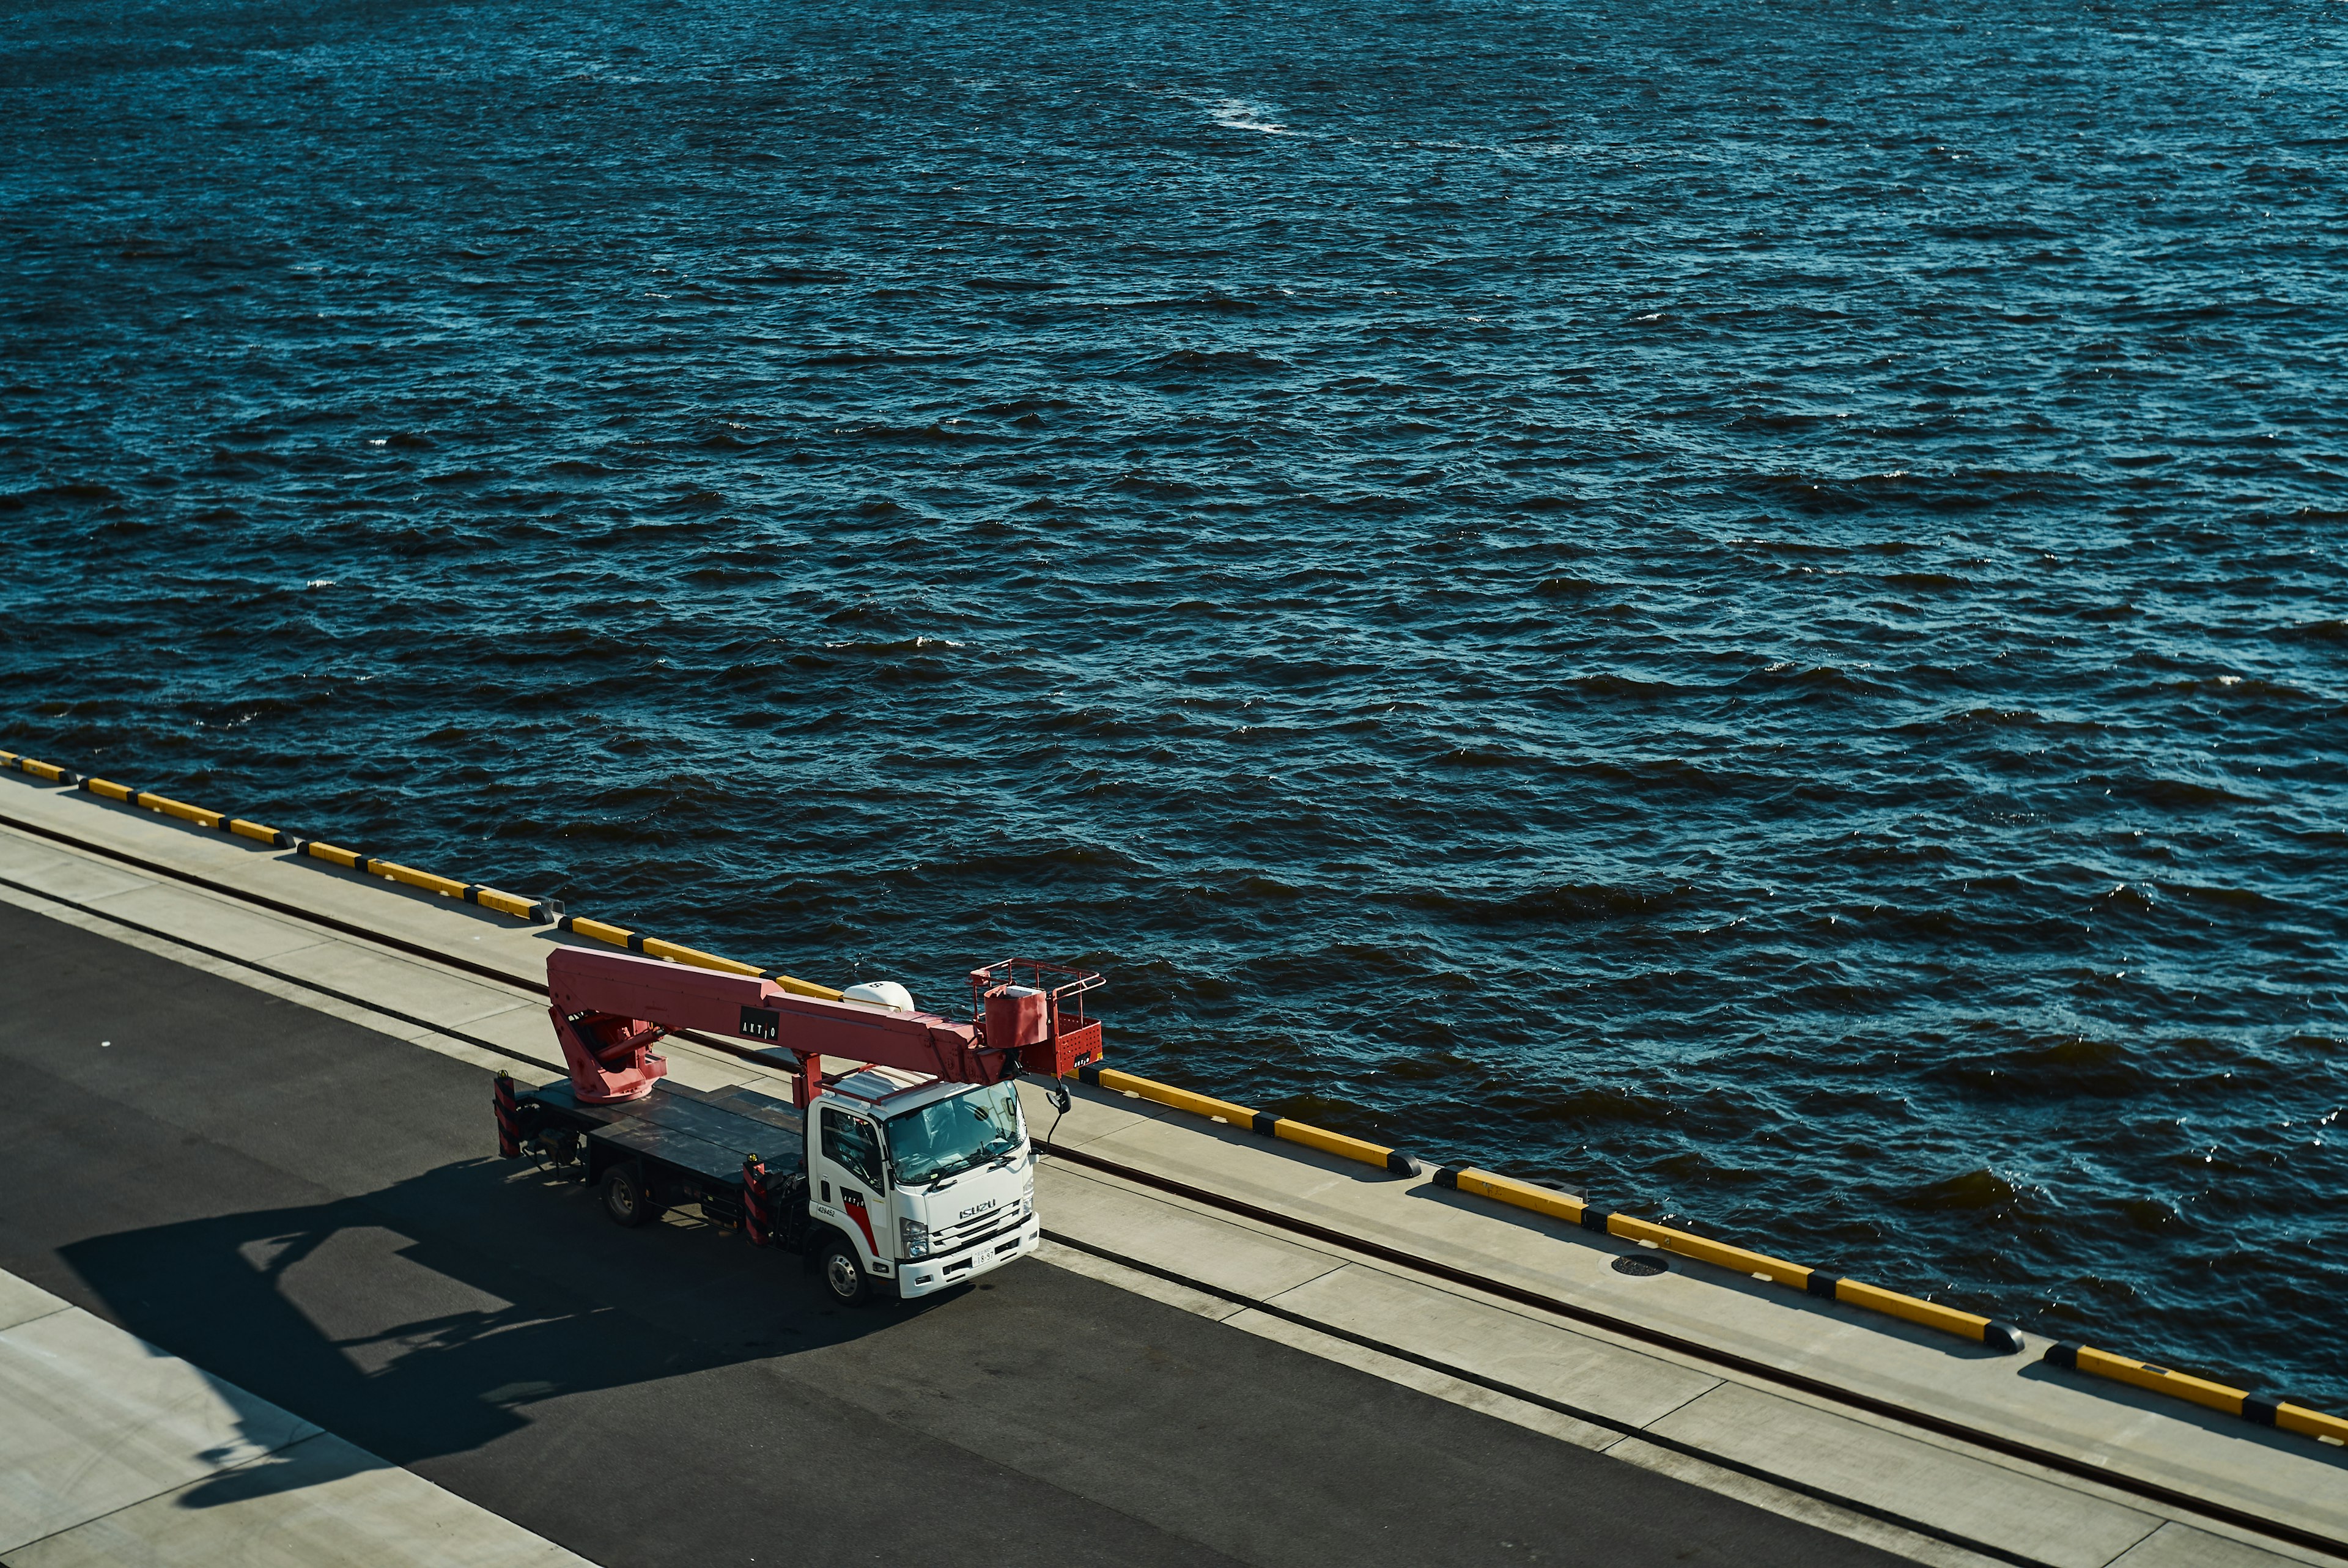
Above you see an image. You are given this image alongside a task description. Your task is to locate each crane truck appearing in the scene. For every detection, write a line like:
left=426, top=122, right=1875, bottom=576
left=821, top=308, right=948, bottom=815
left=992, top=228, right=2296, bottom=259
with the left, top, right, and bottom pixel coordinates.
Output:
left=492, top=946, right=1104, bottom=1306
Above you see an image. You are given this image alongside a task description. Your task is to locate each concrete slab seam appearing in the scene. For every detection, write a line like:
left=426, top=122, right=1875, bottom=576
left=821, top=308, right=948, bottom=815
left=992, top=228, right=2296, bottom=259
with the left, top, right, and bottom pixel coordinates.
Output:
left=0, top=1301, right=73, bottom=1333
left=0, top=1280, right=594, bottom=1568
left=1039, top=1226, right=2060, bottom=1568
left=1601, top=1437, right=2060, bottom=1568
left=1213, top=1305, right=1635, bottom=1454
left=0, top=1423, right=331, bottom=1561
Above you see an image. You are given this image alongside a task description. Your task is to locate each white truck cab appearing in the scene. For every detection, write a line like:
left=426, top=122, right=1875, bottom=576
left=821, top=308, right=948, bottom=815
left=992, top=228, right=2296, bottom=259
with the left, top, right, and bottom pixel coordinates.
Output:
left=806, top=1066, right=1041, bottom=1303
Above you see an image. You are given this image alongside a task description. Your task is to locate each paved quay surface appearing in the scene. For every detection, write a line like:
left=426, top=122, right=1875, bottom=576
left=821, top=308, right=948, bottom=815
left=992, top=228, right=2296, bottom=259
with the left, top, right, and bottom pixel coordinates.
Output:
left=0, top=771, right=2340, bottom=1568
left=0, top=1264, right=586, bottom=1567
left=0, top=900, right=1899, bottom=1568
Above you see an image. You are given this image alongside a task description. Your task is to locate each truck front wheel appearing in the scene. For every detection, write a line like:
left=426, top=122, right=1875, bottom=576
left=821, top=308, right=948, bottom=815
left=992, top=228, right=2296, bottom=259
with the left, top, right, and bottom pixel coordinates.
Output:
left=819, top=1235, right=872, bottom=1306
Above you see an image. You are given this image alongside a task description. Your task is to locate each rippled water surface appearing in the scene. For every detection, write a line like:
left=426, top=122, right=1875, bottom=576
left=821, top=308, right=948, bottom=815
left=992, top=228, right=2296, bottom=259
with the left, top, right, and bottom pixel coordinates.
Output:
left=5, top=0, right=2345, bottom=1404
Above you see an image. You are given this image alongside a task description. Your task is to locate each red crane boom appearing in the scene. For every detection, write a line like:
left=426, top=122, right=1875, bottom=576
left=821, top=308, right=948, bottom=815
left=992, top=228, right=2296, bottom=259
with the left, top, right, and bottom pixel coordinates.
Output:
left=545, top=946, right=1102, bottom=1107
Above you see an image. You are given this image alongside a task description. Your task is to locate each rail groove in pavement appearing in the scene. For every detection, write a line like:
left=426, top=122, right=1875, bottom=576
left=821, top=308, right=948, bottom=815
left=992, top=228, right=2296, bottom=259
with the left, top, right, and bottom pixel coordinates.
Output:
left=1037, top=1146, right=2341, bottom=1561
left=0, top=815, right=2338, bottom=1564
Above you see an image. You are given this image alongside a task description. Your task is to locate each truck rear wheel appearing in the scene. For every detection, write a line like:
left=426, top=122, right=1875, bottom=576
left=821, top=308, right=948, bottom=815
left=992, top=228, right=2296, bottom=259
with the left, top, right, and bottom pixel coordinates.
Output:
left=602, top=1166, right=655, bottom=1228
left=819, top=1235, right=872, bottom=1306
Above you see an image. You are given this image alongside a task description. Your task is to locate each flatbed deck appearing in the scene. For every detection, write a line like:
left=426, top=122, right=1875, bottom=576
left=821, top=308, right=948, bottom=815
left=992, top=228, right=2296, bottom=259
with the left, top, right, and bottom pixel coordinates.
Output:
left=525, top=1078, right=807, bottom=1183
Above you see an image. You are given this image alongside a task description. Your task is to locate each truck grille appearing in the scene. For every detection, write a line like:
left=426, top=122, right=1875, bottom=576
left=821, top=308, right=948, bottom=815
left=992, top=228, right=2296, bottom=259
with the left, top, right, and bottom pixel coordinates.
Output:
left=931, top=1198, right=1026, bottom=1253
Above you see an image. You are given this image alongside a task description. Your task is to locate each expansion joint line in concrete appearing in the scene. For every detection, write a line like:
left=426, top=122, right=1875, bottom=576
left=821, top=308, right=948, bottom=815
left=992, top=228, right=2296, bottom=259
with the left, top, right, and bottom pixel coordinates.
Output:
left=1040, top=1229, right=2064, bottom=1568
left=1, top=1429, right=337, bottom=1562
left=1036, top=1143, right=2345, bottom=1562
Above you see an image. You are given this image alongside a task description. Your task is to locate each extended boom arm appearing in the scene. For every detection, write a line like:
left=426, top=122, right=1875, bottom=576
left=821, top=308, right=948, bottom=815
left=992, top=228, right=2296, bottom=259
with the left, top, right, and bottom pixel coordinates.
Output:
left=546, top=947, right=1101, bottom=1106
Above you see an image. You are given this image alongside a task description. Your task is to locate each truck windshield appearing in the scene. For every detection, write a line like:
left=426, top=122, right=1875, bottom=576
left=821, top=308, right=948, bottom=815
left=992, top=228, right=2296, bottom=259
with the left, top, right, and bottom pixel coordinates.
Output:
left=884, top=1082, right=1024, bottom=1187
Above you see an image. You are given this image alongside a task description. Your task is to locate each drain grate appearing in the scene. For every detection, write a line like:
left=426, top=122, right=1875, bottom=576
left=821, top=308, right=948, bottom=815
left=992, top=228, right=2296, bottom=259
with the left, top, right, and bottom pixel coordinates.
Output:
left=1612, top=1253, right=1669, bottom=1277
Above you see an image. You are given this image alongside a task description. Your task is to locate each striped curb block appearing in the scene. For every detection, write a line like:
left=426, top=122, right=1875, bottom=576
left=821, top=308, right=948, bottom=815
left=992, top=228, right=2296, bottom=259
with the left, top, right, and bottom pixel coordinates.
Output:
left=7, top=745, right=2344, bottom=1450
left=1431, top=1164, right=2024, bottom=1353
left=1055, top=1059, right=2018, bottom=1356
left=0, top=749, right=841, bottom=1001
left=2043, top=1342, right=2348, bottom=1448
left=1074, top=1062, right=1422, bottom=1174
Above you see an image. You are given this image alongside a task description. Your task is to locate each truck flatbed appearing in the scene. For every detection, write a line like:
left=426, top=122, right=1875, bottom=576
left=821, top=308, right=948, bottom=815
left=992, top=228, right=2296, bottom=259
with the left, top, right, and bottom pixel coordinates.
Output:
left=526, top=1078, right=807, bottom=1184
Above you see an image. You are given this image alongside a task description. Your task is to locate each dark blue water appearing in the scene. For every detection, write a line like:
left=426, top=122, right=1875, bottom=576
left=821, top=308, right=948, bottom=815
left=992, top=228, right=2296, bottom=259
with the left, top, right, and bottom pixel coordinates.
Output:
left=6, top=0, right=2345, bottom=1406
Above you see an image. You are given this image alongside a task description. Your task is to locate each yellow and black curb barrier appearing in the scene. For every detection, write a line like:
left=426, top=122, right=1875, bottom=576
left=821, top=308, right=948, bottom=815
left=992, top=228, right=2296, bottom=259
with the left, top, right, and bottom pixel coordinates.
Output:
left=0, top=749, right=840, bottom=1001
left=1065, top=1052, right=2025, bottom=1358
left=1433, top=1163, right=2026, bottom=1352
left=1074, top=1062, right=1423, bottom=1174
left=541, top=910, right=838, bottom=999
left=2044, top=1342, right=2348, bottom=1448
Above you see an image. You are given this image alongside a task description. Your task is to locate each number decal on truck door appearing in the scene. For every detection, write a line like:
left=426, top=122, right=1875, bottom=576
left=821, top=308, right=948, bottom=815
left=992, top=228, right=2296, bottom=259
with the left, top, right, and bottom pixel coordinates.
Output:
left=841, top=1190, right=876, bottom=1254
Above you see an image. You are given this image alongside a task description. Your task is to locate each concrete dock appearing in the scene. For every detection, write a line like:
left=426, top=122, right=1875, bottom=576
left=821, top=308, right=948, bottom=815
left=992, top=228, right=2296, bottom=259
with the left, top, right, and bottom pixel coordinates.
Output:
left=0, top=1264, right=586, bottom=1567
left=0, top=769, right=2339, bottom=1568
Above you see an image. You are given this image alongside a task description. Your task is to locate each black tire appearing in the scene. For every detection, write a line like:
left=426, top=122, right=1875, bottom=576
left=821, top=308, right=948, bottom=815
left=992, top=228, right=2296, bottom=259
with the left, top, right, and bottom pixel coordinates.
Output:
left=602, top=1165, right=653, bottom=1228
left=819, top=1234, right=873, bottom=1306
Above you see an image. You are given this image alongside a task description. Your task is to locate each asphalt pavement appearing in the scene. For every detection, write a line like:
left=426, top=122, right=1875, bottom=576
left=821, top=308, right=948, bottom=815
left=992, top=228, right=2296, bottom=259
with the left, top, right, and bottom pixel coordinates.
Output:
left=0, top=900, right=1903, bottom=1568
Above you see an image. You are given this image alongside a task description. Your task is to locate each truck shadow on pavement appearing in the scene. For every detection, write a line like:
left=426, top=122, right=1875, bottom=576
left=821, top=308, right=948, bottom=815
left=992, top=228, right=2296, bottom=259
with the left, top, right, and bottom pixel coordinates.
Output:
left=58, top=1155, right=931, bottom=1484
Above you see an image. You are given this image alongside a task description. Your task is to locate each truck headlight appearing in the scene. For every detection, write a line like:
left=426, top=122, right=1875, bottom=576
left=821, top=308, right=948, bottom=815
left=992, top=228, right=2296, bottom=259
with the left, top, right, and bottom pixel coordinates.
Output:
left=899, top=1216, right=929, bottom=1259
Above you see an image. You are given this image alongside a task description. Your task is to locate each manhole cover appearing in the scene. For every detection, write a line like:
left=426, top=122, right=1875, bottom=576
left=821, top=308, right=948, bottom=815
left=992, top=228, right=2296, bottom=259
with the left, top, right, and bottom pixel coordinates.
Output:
left=1612, top=1253, right=1669, bottom=1277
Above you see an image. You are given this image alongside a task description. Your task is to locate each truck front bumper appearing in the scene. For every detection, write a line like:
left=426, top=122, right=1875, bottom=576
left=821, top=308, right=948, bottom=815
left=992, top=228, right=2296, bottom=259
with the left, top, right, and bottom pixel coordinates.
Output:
left=897, top=1213, right=1042, bottom=1299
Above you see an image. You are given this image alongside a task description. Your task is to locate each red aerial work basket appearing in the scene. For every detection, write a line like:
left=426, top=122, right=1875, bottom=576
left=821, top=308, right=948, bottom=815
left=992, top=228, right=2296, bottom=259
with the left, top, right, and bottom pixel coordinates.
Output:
left=969, top=959, right=1104, bottom=1077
